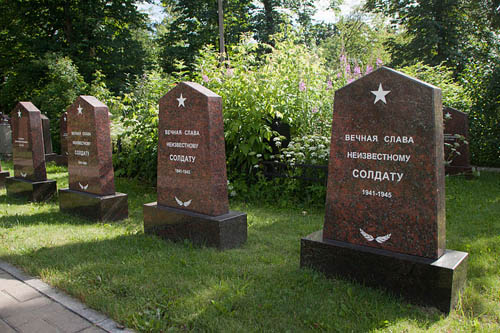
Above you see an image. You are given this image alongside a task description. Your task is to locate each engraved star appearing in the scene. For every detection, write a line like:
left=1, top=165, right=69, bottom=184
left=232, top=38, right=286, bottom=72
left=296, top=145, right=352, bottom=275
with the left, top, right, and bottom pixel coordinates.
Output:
left=371, top=83, right=391, bottom=104
left=17, top=110, right=22, bottom=118
left=77, top=104, right=83, bottom=115
left=177, top=93, right=186, bottom=108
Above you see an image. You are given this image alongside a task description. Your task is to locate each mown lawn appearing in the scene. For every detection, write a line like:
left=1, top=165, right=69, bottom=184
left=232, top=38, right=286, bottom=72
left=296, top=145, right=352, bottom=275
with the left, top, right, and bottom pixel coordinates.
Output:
left=1, top=160, right=499, bottom=332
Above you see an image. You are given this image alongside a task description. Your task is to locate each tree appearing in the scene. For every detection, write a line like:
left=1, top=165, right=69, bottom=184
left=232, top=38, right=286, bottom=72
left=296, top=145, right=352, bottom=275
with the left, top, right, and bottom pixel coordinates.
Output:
left=0, top=0, right=151, bottom=113
left=158, top=0, right=254, bottom=73
left=363, top=0, right=499, bottom=73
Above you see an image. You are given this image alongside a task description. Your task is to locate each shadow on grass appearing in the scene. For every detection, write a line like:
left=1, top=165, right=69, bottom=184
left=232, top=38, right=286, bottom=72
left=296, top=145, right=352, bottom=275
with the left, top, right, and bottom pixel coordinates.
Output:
left=1, top=171, right=498, bottom=331
left=1, top=231, right=444, bottom=332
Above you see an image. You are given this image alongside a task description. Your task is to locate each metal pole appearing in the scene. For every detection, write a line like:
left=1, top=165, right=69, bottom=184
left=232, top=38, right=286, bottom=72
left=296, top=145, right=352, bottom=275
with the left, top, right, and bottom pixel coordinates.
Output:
left=218, top=0, right=225, bottom=63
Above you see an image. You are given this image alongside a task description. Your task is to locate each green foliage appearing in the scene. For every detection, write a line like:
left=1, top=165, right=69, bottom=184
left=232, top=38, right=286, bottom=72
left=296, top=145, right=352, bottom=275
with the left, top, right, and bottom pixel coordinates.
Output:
left=0, top=0, right=151, bottom=111
left=319, top=14, right=391, bottom=71
left=192, top=31, right=336, bottom=177
left=112, top=69, right=178, bottom=182
left=1, top=162, right=500, bottom=332
left=397, top=62, right=472, bottom=112
left=158, top=0, right=254, bottom=73
left=460, top=60, right=500, bottom=167
left=32, top=54, right=87, bottom=153
left=364, top=0, right=499, bottom=74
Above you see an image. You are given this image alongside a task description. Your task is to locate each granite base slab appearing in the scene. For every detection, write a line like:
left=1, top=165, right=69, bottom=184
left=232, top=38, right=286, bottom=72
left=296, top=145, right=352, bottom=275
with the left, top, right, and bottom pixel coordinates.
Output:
left=143, top=202, right=247, bottom=250
left=300, top=230, right=468, bottom=313
left=54, top=155, right=68, bottom=166
left=445, top=165, right=474, bottom=177
left=5, top=177, right=57, bottom=202
left=0, top=170, right=9, bottom=188
left=45, top=153, right=58, bottom=163
left=59, top=188, right=128, bottom=221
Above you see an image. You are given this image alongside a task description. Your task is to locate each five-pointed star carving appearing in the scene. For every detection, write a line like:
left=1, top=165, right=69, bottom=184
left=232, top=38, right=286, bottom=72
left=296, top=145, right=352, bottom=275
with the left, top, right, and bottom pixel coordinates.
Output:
left=177, top=93, right=186, bottom=107
left=17, top=110, right=22, bottom=118
left=77, top=104, right=83, bottom=115
left=371, top=83, right=390, bottom=104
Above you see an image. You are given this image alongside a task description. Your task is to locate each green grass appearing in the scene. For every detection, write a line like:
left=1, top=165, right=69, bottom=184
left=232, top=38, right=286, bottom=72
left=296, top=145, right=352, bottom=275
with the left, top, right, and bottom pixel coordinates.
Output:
left=1, top=160, right=499, bottom=332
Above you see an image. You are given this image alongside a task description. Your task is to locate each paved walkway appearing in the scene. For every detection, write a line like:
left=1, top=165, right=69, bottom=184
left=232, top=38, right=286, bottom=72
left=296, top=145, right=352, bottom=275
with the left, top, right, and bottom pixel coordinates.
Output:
left=0, top=261, right=134, bottom=333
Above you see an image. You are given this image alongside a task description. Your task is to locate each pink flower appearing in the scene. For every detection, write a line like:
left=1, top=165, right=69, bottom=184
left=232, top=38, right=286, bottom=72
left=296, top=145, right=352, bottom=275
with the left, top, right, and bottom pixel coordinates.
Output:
left=340, top=54, right=347, bottom=63
left=226, top=68, right=234, bottom=77
left=345, top=63, right=351, bottom=74
left=376, top=58, right=383, bottom=67
left=299, top=81, right=306, bottom=92
left=312, top=107, right=319, bottom=114
left=202, top=74, right=210, bottom=82
left=326, top=80, right=333, bottom=90
left=354, top=66, right=361, bottom=75
left=366, top=65, right=373, bottom=74
left=347, top=78, right=354, bottom=84
left=336, top=72, right=342, bottom=79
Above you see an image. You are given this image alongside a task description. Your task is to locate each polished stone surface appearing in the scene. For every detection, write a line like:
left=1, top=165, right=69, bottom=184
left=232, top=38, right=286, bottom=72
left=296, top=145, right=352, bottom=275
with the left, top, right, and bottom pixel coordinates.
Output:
left=55, top=112, right=69, bottom=166
left=5, top=177, right=57, bottom=202
left=41, top=114, right=54, bottom=155
left=59, top=188, right=128, bottom=221
left=443, top=107, right=472, bottom=175
left=0, top=123, right=12, bottom=155
left=301, top=230, right=468, bottom=313
left=324, top=67, right=445, bottom=259
left=157, top=82, right=229, bottom=216
left=10, top=102, right=47, bottom=182
left=144, top=202, right=247, bottom=250
left=67, top=96, right=115, bottom=196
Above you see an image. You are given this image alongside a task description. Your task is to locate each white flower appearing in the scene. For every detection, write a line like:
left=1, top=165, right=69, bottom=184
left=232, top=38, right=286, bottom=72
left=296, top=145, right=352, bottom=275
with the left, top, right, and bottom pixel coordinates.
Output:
left=230, top=191, right=237, bottom=197
left=256, top=153, right=262, bottom=158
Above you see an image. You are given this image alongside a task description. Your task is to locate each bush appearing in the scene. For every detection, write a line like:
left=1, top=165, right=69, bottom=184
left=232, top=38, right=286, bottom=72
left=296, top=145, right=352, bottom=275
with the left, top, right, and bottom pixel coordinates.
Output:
left=460, top=60, right=500, bottom=167
left=192, top=31, right=336, bottom=179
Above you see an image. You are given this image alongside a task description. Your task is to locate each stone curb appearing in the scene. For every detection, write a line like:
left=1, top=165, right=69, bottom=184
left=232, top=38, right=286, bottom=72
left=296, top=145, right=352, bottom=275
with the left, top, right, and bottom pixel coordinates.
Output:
left=0, top=260, right=135, bottom=333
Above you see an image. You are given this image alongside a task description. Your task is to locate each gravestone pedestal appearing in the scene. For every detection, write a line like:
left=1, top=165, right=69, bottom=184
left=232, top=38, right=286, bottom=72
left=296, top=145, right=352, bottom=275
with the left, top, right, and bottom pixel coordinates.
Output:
left=7, top=102, right=57, bottom=202
left=144, top=203, right=247, bottom=250
left=144, top=82, right=247, bottom=249
left=5, top=177, right=57, bottom=201
left=301, top=230, right=468, bottom=313
left=59, top=96, right=128, bottom=221
left=0, top=170, right=9, bottom=188
left=59, top=189, right=128, bottom=221
left=300, top=67, right=467, bottom=312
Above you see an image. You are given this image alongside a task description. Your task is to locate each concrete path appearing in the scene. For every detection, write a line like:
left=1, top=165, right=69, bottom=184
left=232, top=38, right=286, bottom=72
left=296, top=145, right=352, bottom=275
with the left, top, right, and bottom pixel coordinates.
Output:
left=0, top=261, right=134, bottom=333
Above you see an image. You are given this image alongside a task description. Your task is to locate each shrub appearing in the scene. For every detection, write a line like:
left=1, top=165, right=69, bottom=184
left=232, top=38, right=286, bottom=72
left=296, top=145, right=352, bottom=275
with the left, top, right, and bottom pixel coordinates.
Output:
left=192, top=31, right=336, bottom=179
left=460, top=60, right=500, bottom=167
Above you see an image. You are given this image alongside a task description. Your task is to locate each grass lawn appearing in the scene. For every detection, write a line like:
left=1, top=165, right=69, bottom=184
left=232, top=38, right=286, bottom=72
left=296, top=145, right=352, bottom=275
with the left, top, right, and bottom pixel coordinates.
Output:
left=1, top=160, right=499, bottom=332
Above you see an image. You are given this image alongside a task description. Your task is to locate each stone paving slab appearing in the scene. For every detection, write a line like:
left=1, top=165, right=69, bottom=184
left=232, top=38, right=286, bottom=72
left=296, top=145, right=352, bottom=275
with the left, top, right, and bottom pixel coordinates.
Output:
left=0, top=260, right=134, bottom=333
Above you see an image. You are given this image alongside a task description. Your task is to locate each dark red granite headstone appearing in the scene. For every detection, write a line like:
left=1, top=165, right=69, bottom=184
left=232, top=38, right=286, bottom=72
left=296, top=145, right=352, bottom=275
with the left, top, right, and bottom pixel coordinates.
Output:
left=41, top=114, right=54, bottom=155
left=443, top=107, right=472, bottom=174
left=10, top=102, right=47, bottom=182
left=323, top=67, right=445, bottom=259
left=157, top=82, right=229, bottom=216
left=60, top=112, right=68, bottom=157
left=67, top=96, right=115, bottom=195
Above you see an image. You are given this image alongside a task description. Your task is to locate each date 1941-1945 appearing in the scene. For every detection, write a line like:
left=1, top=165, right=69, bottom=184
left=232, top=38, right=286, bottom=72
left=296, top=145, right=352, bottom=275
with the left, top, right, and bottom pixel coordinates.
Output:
left=362, top=189, right=392, bottom=198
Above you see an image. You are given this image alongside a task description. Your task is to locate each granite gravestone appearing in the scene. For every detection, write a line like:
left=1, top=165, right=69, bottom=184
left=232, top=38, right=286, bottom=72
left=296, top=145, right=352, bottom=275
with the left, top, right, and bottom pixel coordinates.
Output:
left=300, top=67, right=468, bottom=313
left=54, top=112, right=68, bottom=165
left=143, top=82, right=247, bottom=250
left=0, top=160, right=9, bottom=188
left=59, top=96, right=128, bottom=221
left=5, top=102, right=57, bottom=201
left=41, top=114, right=57, bottom=162
left=443, top=107, right=472, bottom=175
left=0, top=116, right=12, bottom=155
